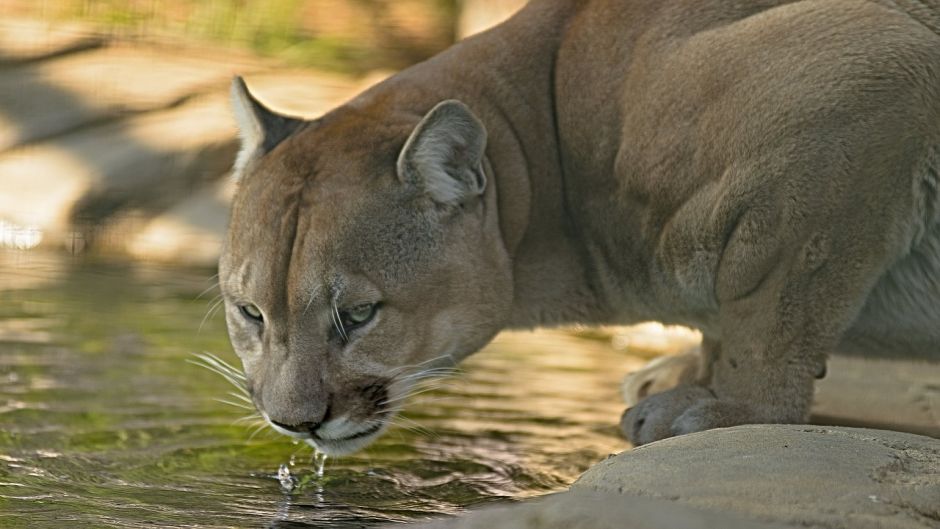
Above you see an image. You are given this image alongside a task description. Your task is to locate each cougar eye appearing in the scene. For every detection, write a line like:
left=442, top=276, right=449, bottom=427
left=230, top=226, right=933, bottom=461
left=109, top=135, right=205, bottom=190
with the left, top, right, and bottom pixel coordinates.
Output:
left=239, top=303, right=264, bottom=324
left=339, top=303, right=377, bottom=332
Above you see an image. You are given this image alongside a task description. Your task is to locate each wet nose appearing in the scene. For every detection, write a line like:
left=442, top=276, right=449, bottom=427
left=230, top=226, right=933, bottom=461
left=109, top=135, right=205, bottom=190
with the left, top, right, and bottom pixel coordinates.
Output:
left=270, top=419, right=322, bottom=435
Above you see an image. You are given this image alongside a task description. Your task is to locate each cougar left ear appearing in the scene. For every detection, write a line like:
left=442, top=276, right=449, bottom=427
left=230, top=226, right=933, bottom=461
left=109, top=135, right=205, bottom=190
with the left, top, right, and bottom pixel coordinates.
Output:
left=396, top=100, right=487, bottom=205
left=230, top=76, right=304, bottom=180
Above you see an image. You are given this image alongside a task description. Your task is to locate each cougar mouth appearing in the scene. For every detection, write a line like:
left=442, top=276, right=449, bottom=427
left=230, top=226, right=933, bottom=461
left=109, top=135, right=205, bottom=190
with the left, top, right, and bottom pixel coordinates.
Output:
left=263, top=410, right=389, bottom=455
left=307, top=422, right=388, bottom=456
left=318, top=422, right=383, bottom=442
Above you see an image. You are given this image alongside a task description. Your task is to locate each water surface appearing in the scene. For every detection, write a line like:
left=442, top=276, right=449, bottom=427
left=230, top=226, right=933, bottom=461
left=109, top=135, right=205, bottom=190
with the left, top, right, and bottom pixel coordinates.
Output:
left=0, top=251, right=641, bottom=528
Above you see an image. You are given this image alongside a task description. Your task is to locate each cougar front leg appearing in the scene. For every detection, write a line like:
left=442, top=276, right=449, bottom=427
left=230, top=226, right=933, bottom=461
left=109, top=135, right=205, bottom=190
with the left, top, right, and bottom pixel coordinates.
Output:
left=623, top=172, right=909, bottom=445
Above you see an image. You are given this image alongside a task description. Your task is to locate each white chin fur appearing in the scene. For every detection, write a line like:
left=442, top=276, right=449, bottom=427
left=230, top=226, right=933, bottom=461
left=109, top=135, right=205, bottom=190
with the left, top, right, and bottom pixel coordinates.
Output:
left=306, top=424, right=388, bottom=456
left=263, top=410, right=389, bottom=456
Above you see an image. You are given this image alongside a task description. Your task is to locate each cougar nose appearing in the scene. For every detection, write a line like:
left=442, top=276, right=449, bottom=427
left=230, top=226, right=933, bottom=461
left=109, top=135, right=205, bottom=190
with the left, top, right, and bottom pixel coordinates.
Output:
left=270, top=420, right=322, bottom=435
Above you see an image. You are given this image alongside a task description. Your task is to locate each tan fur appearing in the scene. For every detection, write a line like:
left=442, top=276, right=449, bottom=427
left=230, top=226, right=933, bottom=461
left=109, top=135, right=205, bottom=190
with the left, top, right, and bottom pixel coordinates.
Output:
left=221, top=0, right=940, bottom=453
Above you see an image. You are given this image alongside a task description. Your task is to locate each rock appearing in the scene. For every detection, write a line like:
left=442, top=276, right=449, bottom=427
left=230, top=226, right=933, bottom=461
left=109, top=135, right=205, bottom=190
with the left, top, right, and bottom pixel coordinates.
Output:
left=393, top=490, right=793, bottom=529
left=573, top=425, right=940, bottom=529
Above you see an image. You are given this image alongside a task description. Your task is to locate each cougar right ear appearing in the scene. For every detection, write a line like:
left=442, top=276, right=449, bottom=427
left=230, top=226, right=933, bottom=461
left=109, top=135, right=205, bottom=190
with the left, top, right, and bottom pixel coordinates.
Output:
left=230, top=76, right=304, bottom=180
left=396, top=100, right=488, bottom=205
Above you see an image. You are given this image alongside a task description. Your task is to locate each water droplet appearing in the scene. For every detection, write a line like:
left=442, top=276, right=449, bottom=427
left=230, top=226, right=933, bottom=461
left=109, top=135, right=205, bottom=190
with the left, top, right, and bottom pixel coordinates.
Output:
left=277, top=463, right=296, bottom=492
left=314, top=450, right=328, bottom=478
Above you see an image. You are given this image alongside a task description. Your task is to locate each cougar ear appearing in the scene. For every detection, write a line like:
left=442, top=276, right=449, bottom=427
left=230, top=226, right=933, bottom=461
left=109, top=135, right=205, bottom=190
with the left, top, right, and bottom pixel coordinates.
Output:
left=396, top=100, right=487, bottom=205
left=230, top=76, right=304, bottom=180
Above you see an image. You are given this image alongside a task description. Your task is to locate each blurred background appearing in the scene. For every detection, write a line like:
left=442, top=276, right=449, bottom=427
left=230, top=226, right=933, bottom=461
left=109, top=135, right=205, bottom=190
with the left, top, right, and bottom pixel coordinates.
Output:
left=0, top=0, right=526, bottom=263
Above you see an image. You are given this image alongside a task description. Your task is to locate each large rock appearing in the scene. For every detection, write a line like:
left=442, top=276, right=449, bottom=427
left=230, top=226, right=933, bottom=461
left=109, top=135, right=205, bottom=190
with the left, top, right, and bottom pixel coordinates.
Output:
left=395, top=426, right=939, bottom=529
left=574, top=425, right=940, bottom=529
left=397, top=490, right=793, bottom=529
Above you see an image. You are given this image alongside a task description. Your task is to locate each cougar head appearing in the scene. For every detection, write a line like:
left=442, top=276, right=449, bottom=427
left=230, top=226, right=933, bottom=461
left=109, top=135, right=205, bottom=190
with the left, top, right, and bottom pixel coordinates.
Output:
left=218, top=77, right=513, bottom=455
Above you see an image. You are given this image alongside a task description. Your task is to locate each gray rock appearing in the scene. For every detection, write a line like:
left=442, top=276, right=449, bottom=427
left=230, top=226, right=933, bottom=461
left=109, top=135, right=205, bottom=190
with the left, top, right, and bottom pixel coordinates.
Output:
left=574, top=425, right=940, bottom=529
left=396, top=490, right=794, bottom=529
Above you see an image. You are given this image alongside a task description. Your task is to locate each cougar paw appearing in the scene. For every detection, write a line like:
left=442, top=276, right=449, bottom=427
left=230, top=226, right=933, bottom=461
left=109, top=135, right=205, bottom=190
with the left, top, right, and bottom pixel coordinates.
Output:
left=620, top=385, right=715, bottom=446
left=670, top=399, right=760, bottom=437
left=620, top=348, right=702, bottom=407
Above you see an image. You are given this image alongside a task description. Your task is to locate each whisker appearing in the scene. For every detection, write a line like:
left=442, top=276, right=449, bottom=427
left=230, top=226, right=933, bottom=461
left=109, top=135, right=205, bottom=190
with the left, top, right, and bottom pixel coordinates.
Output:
left=385, top=355, right=458, bottom=378
left=227, top=391, right=252, bottom=403
left=194, top=281, right=220, bottom=301
left=188, top=351, right=276, bottom=445
left=234, top=414, right=264, bottom=425
left=328, top=300, right=341, bottom=341
left=399, top=367, right=461, bottom=377
left=362, top=414, right=434, bottom=439
left=190, top=352, right=246, bottom=379
left=189, top=359, right=247, bottom=391
left=303, top=289, right=318, bottom=316
left=248, top=422, right=272, bottom=441
left=402, top=395, right=458, bottom=407
left=330, top=300, right=348, bottom=343
left=199, top=295, right=226, bottom=333
left=390, top=415, right=436, bottom=438
left=215, top=397, right=254, bottom=410
left=396, top=370, right=461, bottom=383
left=188, top=353, right=249, bottom=398
left=379, top=384, right=447, bottom=407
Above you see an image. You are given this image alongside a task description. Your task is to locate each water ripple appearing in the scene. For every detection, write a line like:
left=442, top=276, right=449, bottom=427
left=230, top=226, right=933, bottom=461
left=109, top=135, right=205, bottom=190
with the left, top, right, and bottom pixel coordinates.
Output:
left=0, top=252, right=635, bottom=528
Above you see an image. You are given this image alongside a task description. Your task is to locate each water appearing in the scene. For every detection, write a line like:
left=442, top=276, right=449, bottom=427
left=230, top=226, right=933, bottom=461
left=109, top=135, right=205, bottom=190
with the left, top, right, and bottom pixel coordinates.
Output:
left=0, top=251, right=645, bottom=528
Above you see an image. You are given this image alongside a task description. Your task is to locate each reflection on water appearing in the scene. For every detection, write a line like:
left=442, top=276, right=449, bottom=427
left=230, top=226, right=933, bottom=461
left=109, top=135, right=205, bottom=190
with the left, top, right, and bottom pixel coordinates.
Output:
left=0, top=251, right=641, bottom=528
left=0, top=220, right=42, bottom=250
